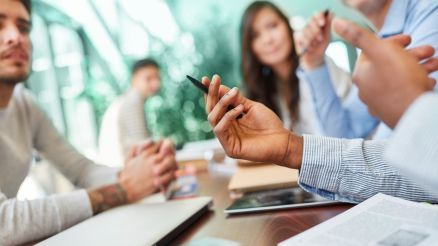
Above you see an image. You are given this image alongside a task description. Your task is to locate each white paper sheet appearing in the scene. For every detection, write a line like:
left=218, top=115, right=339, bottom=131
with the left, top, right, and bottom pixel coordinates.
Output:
left=279, top=193, right=438, bottom=246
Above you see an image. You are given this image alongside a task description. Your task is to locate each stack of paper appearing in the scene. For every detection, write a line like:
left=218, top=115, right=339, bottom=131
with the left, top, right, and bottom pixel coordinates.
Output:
left=280, top=193, right=438, bottom=246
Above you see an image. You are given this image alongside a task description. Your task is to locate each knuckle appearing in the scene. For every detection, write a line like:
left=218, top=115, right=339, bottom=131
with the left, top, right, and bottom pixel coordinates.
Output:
left=207, top=113, right=214, bottom=124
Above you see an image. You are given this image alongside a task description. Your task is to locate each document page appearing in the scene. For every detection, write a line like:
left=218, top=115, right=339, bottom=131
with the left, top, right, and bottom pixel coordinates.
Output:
left=279, top=193, right=438, bottom=246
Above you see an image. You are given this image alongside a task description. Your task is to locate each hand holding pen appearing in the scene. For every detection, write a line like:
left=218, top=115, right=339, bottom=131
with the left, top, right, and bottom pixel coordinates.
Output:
left=295, top=9, right=333, bottom=70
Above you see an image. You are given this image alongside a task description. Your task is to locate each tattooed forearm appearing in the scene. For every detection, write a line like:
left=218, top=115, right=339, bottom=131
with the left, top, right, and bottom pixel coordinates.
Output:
left=87, top=183, right=128, bottom=214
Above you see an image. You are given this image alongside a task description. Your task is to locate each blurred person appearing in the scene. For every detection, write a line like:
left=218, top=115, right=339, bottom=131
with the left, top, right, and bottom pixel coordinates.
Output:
left=335, top=19, right=438, bottom=194
left=200, top=19, right=438, bottom=204
left=240, top=1, right=351, bottom=133
left=98, top=58, right=161, bottom=167
left=296, top=0, right=438, bottom=139
left=0, top=1, right=177, bottom=245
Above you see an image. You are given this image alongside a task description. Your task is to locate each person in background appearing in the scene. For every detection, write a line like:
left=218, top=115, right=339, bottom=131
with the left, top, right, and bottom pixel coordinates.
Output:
left=200, top=19, right=438, bottom=205
left=0, top=1, right=177, bottom=245
left=296, top=0, right=438, bottom=139
left=336, top=19, right=438, bottom=195
left=99, top=58, right=161, bottom=167
left=239, top=1, right=351, bottom=133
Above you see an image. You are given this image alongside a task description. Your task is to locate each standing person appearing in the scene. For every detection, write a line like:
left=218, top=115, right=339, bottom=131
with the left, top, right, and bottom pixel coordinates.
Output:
left=0, top=1, right=177, bottom=245
left=296, top=0, right=438, bottom=139
left=240, top=1, right=351, bottom=133
left=99, top=58, right=161, bottom=167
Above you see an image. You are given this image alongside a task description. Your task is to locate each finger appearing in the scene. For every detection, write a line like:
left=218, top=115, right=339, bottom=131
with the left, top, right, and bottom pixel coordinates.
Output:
left=322, top=12, right=334, bottom=36
left=207, top=87, right=239, bottom=127
left=315, top=11, right=328, bottom=27
left=407, top=45, right=435, bottom=61
left=140, top=140, right=162, bottom=156
left=333, top=18, right=381, bottom=58
left=159, top=139, right=175, bottom=155
left=385, top=34, right=411, bottom=48
left=202, top=76, right=210, bottom=106
left=147, top=151, right=167, bottom=165
left=206, top=75, right=221, bottom=113
left=154, top=171, right=175, bottom=188
left=308, top=18, right=324, bottom=42
left=421, top=58, right=438, bottom=74
left=213, top=104, right=245, bottom=135
left=134, top=139, right=156, bottom=156
left=153, top=156, right=177, bottom=176
left=301, top=25, right=317, bottom=48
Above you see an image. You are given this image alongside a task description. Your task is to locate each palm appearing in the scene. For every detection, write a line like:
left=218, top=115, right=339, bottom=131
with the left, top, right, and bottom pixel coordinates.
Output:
left=217, top=100, right=290, bottom=164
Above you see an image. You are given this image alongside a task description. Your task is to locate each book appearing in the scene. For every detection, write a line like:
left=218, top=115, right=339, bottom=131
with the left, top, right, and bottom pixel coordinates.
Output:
left=228, top=163, right=298, bottom=195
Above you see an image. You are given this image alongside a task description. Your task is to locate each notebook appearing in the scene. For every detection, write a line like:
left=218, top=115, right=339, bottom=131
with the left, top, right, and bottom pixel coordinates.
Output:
left=228, top=163, right=299, bottom=195
left=37, top=195, right=212, bottom=246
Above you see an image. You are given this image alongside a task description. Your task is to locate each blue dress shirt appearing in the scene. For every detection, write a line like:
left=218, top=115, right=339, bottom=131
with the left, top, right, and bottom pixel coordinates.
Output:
left=299, top=0, right=438, bottom=139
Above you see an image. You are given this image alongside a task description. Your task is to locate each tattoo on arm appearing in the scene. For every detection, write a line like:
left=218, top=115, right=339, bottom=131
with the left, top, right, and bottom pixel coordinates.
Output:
left=87, top=184, right=128, bottom=215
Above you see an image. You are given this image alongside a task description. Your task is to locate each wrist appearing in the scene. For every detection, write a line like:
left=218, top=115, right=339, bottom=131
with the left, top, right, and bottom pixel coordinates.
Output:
left=278, top=132, right=303, bottom=169
left=300, top=57, right=325, bottom=71
left=87, top=183, right=128, bottom=215
left=117, top=171, right=137, bottom=203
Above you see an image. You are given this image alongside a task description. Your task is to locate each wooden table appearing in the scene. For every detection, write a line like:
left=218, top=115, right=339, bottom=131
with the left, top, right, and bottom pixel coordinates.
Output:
left=170, top=171, right=354, bottom=245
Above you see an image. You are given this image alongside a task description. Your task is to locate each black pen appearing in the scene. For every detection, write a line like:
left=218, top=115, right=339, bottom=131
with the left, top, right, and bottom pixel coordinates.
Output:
left=186, top=75, right=243, bottom=119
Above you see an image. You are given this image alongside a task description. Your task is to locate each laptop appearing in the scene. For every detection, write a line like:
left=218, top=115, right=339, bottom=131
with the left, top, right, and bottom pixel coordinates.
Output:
left=38, top=195, right=212, bottom=246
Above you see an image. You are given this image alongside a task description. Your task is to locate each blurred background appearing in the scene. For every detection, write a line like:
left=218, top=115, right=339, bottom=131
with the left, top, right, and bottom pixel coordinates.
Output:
left=19, top=0, right=370, bottom=198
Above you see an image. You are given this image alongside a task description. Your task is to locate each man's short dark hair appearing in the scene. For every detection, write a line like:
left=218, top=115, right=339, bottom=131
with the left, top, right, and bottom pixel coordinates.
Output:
left=131, top=58, right=159, bottom=75
left=20, top=0, right=31, bottom=15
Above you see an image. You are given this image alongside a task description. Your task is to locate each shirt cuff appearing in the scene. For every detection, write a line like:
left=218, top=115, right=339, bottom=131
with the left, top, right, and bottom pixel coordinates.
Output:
left=299, top=135, right=344, bottom=193
left=298, top=63, right=332, bottom=90
left=52, top=189, right=93, bottom=231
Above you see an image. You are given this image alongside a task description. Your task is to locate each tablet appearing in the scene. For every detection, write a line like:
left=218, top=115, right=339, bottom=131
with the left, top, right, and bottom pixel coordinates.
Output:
left=224, top=187, right=339, bottom=215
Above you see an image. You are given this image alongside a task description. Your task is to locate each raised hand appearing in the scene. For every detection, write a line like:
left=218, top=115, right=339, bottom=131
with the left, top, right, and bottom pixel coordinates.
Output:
left=295, top=10, right=333, bottom=70
left=333, top=18, right=438, bottom=127
left=203, top=75, right=303, bottom=168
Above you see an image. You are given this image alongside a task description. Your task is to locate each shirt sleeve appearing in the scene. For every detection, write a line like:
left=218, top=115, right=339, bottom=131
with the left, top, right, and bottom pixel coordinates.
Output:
left=386, top=92, right=438, bottom=195
left=299, top=135, right=438, bottom=203
left=403, top=1, right=438, bottom=84
left=0, top=189, right=92, bottom=246
left=29, top=95, right=119, bottom=189
left=118, top=92, right=149, bottom=156
left=298, top=64, right=379, bottom=138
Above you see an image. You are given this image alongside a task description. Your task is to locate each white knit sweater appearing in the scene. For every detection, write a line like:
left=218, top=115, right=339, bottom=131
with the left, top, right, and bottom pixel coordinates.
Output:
left=0, top=84, right=118, bottom=246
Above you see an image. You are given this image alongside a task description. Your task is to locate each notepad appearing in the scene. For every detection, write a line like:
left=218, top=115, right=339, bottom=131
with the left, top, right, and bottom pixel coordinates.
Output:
left=38, top=195, right=212, bottom=246
left=228, top=163, right=299, bottom=195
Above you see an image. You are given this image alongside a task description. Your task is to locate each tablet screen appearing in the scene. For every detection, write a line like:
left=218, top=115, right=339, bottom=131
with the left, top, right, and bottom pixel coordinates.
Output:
left=224, top=187, right=338, bottom=214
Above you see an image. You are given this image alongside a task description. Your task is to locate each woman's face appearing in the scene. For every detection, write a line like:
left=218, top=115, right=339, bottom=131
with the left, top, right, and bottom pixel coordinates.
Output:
left=251, top=7, right=292, bottom=67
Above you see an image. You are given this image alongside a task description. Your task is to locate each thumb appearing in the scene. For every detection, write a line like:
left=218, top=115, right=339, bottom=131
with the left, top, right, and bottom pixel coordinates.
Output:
left=333, top=18, right=381, bottom=58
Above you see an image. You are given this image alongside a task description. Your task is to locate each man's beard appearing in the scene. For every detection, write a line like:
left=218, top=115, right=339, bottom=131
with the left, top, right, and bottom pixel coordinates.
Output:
left=0, top=67, right=30, bottom=86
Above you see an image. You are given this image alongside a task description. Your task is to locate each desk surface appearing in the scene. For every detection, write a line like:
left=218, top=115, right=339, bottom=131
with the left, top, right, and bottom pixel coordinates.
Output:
left=170, top=171, right=354, bottom=245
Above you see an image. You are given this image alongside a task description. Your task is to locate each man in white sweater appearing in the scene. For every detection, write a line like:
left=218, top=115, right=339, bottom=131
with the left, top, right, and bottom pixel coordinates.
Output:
left=0, top=1, right=178, bottom=245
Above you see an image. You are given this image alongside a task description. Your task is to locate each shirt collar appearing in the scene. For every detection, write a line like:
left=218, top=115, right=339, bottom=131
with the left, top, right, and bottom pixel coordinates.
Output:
left=379, top=0, right=410, bottom=38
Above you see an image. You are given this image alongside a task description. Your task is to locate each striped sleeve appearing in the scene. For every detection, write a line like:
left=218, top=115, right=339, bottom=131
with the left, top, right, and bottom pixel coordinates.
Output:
left=118, top=90, right=149, bottom=155
left=386, top=92, right=438, bottom=195
left=299, top=135, right=438, bottom=203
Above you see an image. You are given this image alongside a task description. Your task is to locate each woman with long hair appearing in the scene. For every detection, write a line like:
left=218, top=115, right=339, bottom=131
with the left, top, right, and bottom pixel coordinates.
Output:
left=240, top=1, right=351, bottom=133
